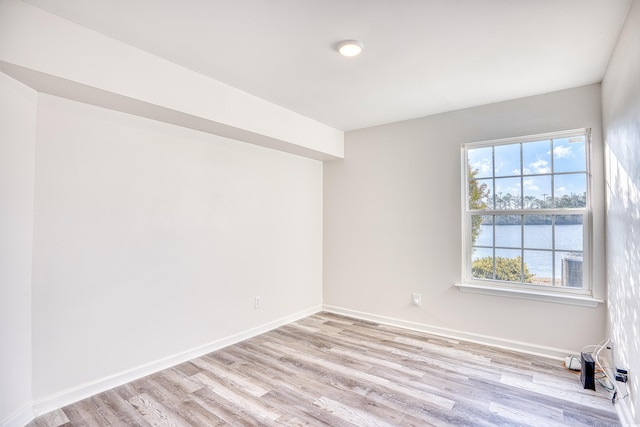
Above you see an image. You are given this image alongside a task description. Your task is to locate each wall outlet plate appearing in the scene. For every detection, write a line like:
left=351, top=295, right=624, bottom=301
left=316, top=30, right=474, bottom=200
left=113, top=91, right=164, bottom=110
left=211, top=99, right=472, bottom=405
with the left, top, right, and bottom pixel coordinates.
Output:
left=412, top=293, right=422, bottom=307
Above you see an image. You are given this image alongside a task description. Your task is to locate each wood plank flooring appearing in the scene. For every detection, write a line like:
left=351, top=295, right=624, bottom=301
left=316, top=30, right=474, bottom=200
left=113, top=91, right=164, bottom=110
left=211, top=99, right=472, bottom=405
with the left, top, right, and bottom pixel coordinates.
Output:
left=28, top=312, right=620, bottom=426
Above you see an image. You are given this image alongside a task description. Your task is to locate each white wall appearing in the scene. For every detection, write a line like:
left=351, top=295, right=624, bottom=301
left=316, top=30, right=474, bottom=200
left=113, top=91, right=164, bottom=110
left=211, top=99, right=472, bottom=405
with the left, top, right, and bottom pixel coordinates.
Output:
left=1, top=0, right=329, bottom=416
left=30, top=94, right=323, bottom=408
left=324, top=84, right=606, bottom=355
left=602, top=0, right=640, bottom=423
left=0, top=73, right=36, bottom=426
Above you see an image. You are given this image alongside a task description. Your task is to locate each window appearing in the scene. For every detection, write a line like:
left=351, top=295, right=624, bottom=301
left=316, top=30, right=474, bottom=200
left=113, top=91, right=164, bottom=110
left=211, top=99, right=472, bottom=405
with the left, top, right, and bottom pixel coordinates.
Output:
left=462, top=129, right=591, bottom=297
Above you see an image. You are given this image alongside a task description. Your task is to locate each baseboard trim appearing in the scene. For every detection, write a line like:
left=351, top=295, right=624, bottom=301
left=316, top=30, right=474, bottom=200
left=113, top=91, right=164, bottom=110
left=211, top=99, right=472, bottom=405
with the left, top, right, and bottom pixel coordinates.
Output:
left=322, top=305, right=574, bottom=360
left=32, top=305, right=322, bottom=417
left=0, top=402, right=34, bottom=427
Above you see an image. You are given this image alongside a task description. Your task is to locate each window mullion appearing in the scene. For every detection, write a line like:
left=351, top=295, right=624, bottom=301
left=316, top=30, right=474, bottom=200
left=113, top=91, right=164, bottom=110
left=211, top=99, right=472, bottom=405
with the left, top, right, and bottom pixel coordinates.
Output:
left=519, top=143, right=524, bottom=282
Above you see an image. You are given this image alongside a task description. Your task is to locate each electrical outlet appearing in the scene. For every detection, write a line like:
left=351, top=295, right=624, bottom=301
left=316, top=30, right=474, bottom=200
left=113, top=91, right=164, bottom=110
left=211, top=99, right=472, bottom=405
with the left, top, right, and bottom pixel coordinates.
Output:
left=412, top=293, right=422, bottom=307
left=254, top=296, right=262, bottom=309
left=616, top=368, right=628, bottom=383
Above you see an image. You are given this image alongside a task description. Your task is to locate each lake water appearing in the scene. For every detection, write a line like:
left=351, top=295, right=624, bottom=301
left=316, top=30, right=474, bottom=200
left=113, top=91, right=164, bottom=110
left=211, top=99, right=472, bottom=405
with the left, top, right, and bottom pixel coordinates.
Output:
left=473, top=224, right=583, bottom=278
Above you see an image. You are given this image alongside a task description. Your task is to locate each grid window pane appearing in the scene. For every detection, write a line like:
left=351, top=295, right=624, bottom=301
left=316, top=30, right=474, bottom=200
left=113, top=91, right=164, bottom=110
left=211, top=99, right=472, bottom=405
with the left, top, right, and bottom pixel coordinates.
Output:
left=494, top=249, right=523, bottom=282
left=469, top=178, right=493, bottom=210
left=468, top=146, right=493, bottom=178
left=524, top=216, right=553, bottom=249
left=465, top=130, right=590, bottom=291
left=554, top=173, right=587, bottom=207
left=495, top=177, right=522, bottom=209
left=523, top=140, right=552, bottom=175
left=556, top=251, right=583, bottom=288
left=495, top=215, right=521, bottom=248
left=472, top=215, right=493, bottom=248
left=494, top=143, right=520, bottom=177
left=523, top=175, right=551, bottom=208
left=472, top=251, right=494, bottom=280
left=524, top=250, right=553, bottom=285
left=553, top=136, right=586, bottom=173
left=555, top=216, right=583, bottom=251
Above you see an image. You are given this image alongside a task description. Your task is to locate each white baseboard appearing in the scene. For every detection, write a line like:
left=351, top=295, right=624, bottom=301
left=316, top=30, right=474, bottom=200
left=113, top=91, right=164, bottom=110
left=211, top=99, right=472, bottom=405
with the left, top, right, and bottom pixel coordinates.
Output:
left=32, top=305, right=322, bottom=418
left=322, top=305, right=574, bottom=360
left=18, top=304, right=602, bottom=424
left=0, top=403, right=34, bottom=427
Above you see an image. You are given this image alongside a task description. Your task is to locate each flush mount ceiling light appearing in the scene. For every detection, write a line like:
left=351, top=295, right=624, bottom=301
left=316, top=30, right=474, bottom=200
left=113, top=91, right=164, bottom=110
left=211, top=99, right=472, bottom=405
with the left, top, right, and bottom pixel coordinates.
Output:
left=337, top=40, right=364, bottom=57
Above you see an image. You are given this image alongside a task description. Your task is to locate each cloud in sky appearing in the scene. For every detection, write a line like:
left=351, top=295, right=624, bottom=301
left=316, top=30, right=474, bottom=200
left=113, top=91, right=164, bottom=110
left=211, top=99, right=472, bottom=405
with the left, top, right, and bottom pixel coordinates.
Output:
left=523, top=178, right=539, bottom=192
left=553, top=145, right=573, bottom=159
left=524, top=159, right=551, bottom=174
left=470, top=156, right=492, bottom=175
left=495, top=180, right=521, bottom=196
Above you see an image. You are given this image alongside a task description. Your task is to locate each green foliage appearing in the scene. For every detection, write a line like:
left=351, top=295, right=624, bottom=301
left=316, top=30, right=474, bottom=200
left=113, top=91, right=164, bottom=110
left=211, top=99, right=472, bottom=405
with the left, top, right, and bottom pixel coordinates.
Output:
left=472, top=256, right=535, bottom=283
left=468, top=166, right=490, bottom=245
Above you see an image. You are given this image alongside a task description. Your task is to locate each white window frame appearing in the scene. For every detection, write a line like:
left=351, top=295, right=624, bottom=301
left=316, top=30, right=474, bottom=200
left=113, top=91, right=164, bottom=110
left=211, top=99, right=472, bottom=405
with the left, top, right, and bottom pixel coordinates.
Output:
left=457, top=129, right=602, bottom=307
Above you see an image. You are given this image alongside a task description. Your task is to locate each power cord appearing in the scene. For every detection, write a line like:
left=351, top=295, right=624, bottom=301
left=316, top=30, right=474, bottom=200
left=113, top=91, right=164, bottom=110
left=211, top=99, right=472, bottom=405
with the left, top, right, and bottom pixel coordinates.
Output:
left=590, top=338, right=629, bottom=404
left=571, top=339, right=629, bottom=404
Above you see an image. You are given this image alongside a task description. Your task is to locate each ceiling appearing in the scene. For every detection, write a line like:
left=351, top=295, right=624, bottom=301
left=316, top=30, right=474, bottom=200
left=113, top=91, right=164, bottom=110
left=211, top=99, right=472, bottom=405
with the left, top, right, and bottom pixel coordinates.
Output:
left=23, top=0, right=632, bottom=131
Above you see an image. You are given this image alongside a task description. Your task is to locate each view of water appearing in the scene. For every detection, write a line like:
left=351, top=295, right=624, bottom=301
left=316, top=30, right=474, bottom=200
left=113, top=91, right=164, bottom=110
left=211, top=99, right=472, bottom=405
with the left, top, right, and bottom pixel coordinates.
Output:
left=473, top=224, right=583, bottom=278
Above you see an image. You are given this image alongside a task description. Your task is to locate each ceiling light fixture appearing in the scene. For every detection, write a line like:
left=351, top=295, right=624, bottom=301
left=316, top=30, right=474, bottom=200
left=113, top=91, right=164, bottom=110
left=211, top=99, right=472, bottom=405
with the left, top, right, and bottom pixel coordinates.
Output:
left=337, top=40, right=364, bottom=57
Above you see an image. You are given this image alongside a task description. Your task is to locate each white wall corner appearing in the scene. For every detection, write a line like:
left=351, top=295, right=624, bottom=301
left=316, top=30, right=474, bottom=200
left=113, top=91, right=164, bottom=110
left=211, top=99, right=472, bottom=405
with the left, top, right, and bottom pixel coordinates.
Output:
left=0, top=69, right=36, bottom=427
left=0, top=403, right=34, bottom=427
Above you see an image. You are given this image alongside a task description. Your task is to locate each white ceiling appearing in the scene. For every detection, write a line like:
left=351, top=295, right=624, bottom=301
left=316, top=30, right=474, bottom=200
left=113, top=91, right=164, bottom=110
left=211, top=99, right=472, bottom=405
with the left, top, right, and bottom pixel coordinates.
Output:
left=23, top=0, right=632, bottom=131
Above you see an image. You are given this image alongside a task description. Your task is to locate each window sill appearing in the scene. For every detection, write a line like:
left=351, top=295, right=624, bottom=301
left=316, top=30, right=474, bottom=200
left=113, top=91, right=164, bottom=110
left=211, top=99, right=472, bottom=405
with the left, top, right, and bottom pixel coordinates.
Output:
left=454, top=283, right=603, bottom=307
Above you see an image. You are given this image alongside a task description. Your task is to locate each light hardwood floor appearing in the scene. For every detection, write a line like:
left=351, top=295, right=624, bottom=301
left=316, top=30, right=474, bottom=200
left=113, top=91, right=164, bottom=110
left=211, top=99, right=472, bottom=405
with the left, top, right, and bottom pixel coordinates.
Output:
left=29, top=312, right=620, bottom=426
